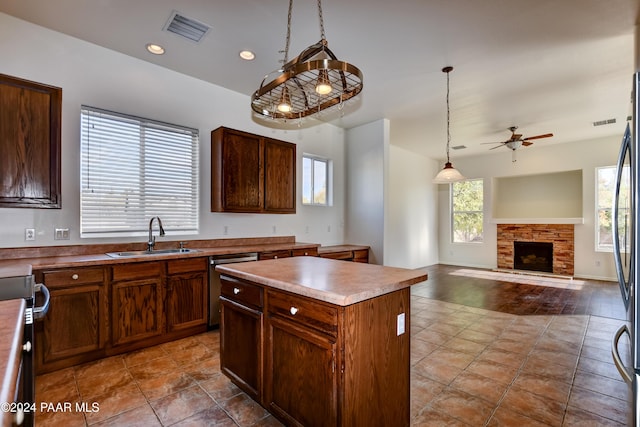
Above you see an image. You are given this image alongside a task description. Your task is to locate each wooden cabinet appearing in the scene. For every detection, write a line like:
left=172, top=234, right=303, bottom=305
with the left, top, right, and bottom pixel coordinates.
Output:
left=220, top=276, right=263, bottom=400
left=258, top=249, right=292, bottom=260
left=292, top=247, right=318, bottom=257
left=211, top=127, right=296, bottom=213
left=0, top=73, right=61, bottom=208
left=219, top=273, right=411, bottom=426
left=166, top=258, right=208, bottom=333
left=265, top=290, right=338, bottom=426
left=35, top=267, right=108, bottom=372
left=318, top=246, right=369, bottom=263
left=111, top=262, right=165, bottom=347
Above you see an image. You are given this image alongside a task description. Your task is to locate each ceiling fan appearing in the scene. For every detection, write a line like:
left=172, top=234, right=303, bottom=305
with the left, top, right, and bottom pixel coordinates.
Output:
left=483, top=126, right=553, bottom=162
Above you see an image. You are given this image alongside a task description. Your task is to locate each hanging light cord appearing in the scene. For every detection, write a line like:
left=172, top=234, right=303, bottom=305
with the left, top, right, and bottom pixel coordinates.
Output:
left=317, top=0, right=326, bottom=42
left=445, top=68, right=452, bottom=163
left=282, top=0, right=293, bottom=64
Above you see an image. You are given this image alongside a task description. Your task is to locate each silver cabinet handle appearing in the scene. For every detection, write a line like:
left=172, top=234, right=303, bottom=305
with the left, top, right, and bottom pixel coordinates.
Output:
left=233, top=287, right=241, bottom=295
left=290, top=306, right=298, bottom=315
left=612, top=324, right=633, bottom=384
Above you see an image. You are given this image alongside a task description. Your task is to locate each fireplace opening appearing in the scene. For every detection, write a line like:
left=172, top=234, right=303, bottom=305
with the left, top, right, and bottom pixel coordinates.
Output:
left=513, top=241, right=553, bottom=273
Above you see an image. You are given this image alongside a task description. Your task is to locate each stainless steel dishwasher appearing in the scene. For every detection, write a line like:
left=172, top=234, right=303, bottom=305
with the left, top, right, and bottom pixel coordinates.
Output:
left=209, top=252, right=258, bottom=327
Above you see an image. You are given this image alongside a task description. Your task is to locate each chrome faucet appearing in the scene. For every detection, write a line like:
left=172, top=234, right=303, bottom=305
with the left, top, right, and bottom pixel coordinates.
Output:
left=147, top=216, right=165, bottom=252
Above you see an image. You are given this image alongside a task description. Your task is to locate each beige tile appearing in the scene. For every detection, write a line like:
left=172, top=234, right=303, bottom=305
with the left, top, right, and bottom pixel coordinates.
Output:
left=450, top=371, right=507, bottom=405
left=122, top=345, right=168, bottom=367
left=150, top=385, right=215, bottom=426
left=127, top=355, right=179, bottom=381
left=76, top=368, right=135, bottom=401
left=169, top=405, right=237, bottom=426
left=91, top=403, right=161, bottom=427
left=511, top=371, right=572, bottom=404
left=429, top=388, right=494, bottom=426
left=218, top=392, right=271, bottom=426
left=410, top=371, right=446, bottom=416
left=486, top=405, right=553, bottom=427
left=199, top=372, right=243, bottom=402
left=83, top=381, right=147, bottom=425
left=499, top=386, right=566, bottom=426
left=572, top=370, right=629, bottom=401
left=465, top=359, right=519, bottom=385
left=567, top=386, right=629, bottom=425
left=411, top=406, right=472, bottom=426
left=136, top=370, right=196, bottom=401
left=562, top=405, right=627, bottom=426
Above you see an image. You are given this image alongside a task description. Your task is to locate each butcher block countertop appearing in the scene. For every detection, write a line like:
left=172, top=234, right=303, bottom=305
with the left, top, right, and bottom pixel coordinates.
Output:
left=216, top=256, right=427, bottom=306
left=0, top=299, right=25, bottom=427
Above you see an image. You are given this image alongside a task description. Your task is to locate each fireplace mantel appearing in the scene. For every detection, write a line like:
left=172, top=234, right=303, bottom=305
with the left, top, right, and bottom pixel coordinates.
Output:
left=492, top=218, right=584, bottom=225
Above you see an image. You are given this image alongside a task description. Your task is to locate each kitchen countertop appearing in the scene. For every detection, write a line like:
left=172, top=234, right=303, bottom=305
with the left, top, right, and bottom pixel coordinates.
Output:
left=216, top=256, right=427, bottom=306
left=0, top=299, right=26, bottom=427
left=0, top=241, right=321, bottom=274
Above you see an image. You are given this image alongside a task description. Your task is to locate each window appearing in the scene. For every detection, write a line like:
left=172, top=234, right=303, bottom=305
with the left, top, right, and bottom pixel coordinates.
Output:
left=80, top=106, right=199, bottom=238
left=451, top=179, right=484, bottom=243
left=596, top=165, right=630, bottom=252
left=302, top=155, right=330, bottom=206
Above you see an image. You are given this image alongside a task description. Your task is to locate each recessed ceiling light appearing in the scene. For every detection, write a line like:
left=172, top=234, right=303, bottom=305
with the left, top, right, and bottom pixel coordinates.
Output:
left=239, top=50, right=255, bottom=61
left=146, top=43, right=165, bottom=55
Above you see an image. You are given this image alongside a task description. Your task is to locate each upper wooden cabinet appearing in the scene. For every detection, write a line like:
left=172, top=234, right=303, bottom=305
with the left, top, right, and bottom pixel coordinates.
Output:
left=0, top=73, right=62, bottom=208
left=211, top=127, right=296, bottom=213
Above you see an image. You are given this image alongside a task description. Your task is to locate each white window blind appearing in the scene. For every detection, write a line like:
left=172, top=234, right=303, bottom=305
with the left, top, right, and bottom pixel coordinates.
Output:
left=80, top=106, right=199, bottom=238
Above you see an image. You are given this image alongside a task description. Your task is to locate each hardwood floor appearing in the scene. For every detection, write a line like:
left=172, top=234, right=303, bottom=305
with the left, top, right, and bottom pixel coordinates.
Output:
left=35, top=264, right=630, bottom=426
left=414, top=264, right=626, bottom=319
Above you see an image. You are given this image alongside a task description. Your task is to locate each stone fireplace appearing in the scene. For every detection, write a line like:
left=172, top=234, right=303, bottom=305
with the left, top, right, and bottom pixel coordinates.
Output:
left=497, top=224, right=574, bottom=276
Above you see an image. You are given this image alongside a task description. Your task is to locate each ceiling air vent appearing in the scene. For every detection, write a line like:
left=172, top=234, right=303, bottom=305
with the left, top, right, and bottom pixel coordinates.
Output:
left=451, top=145, right=466, bottom=150
left=592, top=118, right=616, bottom=127
left=163, top=11, right=211, bottom=43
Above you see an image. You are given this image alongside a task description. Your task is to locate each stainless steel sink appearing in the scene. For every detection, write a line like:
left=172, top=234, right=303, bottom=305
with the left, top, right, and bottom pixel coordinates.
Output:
left=105, top=248, right=200, bottom=258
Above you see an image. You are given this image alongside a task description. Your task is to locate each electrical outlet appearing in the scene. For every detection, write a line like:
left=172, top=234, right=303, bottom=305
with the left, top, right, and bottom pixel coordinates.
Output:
left=397, top=313, right=406, bottom=336
left=25, top=228, right=35, bottom=241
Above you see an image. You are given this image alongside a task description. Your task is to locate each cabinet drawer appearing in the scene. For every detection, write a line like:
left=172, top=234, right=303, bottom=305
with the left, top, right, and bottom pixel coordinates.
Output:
left=167, top=257, right=208, bottom=275
left=221, top=276, right=263, bottom=310
left=291, top=247, right=318, bottom=257
left=112, top=261, right=163, bottom=282
left=353, top=249, right=369, bottom=263
left=258, top=250, right=291, bottom=260
left=267, top=290, right=338, bottom=337
left=319, top=251, right=353, bottom=261
left=43, top=267, right=105, bottom=288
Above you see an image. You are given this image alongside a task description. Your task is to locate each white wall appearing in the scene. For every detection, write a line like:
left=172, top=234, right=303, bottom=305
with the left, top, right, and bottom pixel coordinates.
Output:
left=385, top=144, right=440, bottom=269
left=437, top=134, right=622, bottom=280
left=345, top=120, right=388, bottom=264
left=0, top=13, right=347, bottom=248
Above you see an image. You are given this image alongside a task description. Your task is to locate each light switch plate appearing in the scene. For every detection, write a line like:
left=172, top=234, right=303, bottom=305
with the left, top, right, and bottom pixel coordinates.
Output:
left=54, top=228, right=70, bottom=240
left=25, top=228, right=35, bottom=241
left=397, top=313, right=405, bottom=336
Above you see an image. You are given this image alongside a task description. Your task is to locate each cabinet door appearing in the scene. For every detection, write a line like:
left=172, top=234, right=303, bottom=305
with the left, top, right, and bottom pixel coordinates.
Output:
left=111, top=278, right=164, bottom=346
left=212, top=128, right=263, bottom=212
left=220, top=297, right=262, bottom=400
left=264, top=138, right=296, bottom=213
left=42, top=283, right=107, bottom=364
left=166, top=270, right=208, bottom=333
left=266, top=316, right=338, bottom=426
left=0, top=74, right=61, bottom=208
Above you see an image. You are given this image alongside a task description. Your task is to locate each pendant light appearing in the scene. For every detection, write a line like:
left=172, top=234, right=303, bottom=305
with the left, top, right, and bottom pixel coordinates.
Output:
left=251, top=0, right=364, bottom=121
left=433, top=66, right=466, bottom=183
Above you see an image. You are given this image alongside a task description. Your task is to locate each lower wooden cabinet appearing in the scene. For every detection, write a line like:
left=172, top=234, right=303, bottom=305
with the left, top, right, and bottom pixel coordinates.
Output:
left=35, top=257, right=209, bottom=374
left=36, top=266, right=108, bottom=372
left=220, top=276, right=263, bottom=400
left=266, top=315, right=338, bottom=426
left=219, top=274, right=410, bottom=426
left=111, top=261, right=165, bottom=347
left=166, top=258, right=208, bottom=333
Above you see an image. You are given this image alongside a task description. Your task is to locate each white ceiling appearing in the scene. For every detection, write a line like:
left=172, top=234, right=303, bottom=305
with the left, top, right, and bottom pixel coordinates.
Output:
left=1, top=0, right=637, bottom=160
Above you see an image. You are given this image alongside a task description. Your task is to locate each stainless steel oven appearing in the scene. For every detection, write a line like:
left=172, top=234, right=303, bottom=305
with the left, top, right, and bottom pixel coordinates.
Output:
left=209, top=253, right=257, bottom=327
left=0, top=269, right=50, bottom=426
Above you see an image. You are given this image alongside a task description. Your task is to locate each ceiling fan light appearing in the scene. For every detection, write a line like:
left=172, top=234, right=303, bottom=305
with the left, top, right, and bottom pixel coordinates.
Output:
left=315, top=69, right=332, bottom=95
left=433, top=162, right=466, bottom=184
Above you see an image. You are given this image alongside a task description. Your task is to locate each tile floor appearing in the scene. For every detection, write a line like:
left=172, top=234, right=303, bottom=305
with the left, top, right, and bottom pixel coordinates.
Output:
left=35, top=265, right=632, bottom=426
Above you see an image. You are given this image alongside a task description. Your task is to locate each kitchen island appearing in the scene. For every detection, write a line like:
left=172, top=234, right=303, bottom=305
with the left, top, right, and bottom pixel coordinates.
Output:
left=216, top=256, right=427, bottom=427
